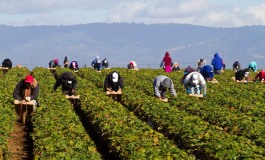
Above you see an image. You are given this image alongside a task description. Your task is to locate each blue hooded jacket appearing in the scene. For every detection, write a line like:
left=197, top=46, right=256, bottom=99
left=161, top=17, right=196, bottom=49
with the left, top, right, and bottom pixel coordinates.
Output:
left=248, top=61, right=257, bottom=72
left=200, top=65, right=214, bottom=79
left=211, top=53, right=223, bottom=70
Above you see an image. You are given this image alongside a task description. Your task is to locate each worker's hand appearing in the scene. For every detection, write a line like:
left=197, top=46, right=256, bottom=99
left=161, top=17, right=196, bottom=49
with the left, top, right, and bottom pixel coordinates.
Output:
left=25, top=96, right=31, bottom=102
left=203, top=94, right=206, bottom=97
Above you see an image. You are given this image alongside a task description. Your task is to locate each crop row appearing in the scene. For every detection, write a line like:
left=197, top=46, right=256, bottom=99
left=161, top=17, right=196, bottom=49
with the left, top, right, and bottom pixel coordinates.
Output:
left=78, top=68, right=265, bottom=159
left=0, top=67, right=30, bottom=159
left=31, top=67, right=102, bottom=159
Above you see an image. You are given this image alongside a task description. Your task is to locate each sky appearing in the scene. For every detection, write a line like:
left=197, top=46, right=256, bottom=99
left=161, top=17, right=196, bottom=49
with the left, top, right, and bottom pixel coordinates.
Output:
left=0, top=0, right=265, bottom=28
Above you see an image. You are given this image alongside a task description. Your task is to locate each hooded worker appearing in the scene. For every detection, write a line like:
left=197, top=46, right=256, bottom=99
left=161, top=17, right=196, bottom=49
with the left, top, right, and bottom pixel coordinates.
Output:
left=49, top=58, right=59, bottom=68
left=2, top=58, right=12, bottom=69
left=248, top=61, right=257, bottom=72
left=200, top=65, right=214, bottom=81
left=13, top=75, right=39, bottom=109
left=183, top=72, right=207, bottom=96
left=153, top=75, right=176, bottom=100
left=69, top=61, right=79, bottom=71
left=254, top=69, right=265, bottom=82
left=232, top=61, right=241, bottom=72
left=160, top=52, right=173, bottom=73
left=211, top=53, right=224, bottom=74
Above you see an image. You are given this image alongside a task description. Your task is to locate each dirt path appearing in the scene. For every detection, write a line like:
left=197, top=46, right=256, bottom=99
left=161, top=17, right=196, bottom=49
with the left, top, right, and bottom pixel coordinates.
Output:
left=7, top=122, right=33, bottom=160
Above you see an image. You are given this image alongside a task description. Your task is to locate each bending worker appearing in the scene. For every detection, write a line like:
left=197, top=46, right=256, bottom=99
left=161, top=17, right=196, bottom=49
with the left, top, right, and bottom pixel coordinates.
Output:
left=53, top=71, right=78, bottom=96
left=183, top=72, right=207, bottom=97
left=200, top=65, right=214, bottom=81
left=104, top=71, right=124, bottom=102
left=153, top=75, right=176, bottom=101
left=13, top=74, right=39, bottom=110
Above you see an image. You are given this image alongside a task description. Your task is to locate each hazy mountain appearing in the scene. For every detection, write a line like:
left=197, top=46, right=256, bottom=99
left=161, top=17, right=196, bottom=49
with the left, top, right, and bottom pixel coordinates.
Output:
left=0, top=23, right=264, bottom=70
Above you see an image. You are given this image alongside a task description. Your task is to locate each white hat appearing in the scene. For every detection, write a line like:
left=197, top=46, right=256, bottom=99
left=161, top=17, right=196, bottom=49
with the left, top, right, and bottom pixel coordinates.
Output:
left=192, top=74, right=199, bottom=84
left=112, top=72, right=118, bottom=82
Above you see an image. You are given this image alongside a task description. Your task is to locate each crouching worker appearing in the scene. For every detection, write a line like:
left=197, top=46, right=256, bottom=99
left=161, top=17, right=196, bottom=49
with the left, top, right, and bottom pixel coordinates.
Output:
left=200, top=65, right=214, bottom=81
left=53, top=71, right=78, bottom=96
left=235, top=68, right=250, bottom=81
left=13, top=75, right=39, bottom=110
left=184, top=72, right=207, bottom=97
left=104, top=71, right=124, bottom=102
left=254, top=69, right=265, bottom=82
left=128, top=61, right=138, bottom=70
left=153, top=76, right=176, bottom=102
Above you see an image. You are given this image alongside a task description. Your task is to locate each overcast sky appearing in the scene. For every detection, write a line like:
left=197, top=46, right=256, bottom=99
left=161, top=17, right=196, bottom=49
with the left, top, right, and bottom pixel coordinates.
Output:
left=0, top=0, right=265, bottom=27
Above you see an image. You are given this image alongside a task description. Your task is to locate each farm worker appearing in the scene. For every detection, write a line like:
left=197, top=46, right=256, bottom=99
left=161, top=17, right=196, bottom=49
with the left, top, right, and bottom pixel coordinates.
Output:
left=232, top=61, right=241, bottom=72
left=104, top=71, right=124, bottom=102
left=183, top=72, right=207, bottom=97
left=69, top=61, right=79, bottom=71
left=2, top=58, right=12, bottom=69
left=13, top=74, right=39, bottom=109
left=172, top=62, right=180, bottom=71
left=91, top=56, right=102, bottom=71
left=153, top=75, right=176, bottom=100
left=181, top=66, right=196, bottom=84
left=49, top=58, right=59, bottom=68
left=196, top=57, right=206, bottom=71
left=160, top=51, right=173, bottom=73
left=248, top=61, right=257, bottom=72
left=63, top=56, right=69, bottom=68
left=127, top=61, right=138, bottom=70
left=200, top=65, right=214, bottom=81
left=211, top=53, right=224, bottom=74
left=254, top=69, right=265, bottom=81
left=53, top=71, right=78, bottom=96
left=102, top=58, right=109, bottom=69
left=104, top=71, right=124, bottom=92
left=235, top=68, right=249, bottom=81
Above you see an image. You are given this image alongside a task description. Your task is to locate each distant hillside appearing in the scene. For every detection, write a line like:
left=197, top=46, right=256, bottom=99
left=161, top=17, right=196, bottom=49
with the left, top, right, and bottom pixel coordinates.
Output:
left=0, top=23, right=264, bottom=70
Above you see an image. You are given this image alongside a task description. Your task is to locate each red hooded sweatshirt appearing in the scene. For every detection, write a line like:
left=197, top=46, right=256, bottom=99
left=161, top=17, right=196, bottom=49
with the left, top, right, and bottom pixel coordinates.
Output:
left=255, top=70, right=265, bottom=80
left=162, top=52, right=172, bottom=66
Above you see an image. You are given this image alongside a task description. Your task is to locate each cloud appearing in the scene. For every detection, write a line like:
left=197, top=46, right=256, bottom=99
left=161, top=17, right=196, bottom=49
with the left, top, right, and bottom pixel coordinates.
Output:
left=0, top=0, right=265, bottom=27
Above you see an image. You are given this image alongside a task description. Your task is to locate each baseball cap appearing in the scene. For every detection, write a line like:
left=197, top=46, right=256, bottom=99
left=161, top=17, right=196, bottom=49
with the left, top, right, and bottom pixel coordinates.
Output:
left=112, top=72, right=118, bottom=82
left=192, top=74, right=199, bottom=84
left=25, top=75, right=34, bottom=84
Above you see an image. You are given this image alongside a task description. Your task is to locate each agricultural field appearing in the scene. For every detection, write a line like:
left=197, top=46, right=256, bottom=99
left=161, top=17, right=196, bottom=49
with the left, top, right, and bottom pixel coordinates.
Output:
left=0, top=67, right=265, bottom=159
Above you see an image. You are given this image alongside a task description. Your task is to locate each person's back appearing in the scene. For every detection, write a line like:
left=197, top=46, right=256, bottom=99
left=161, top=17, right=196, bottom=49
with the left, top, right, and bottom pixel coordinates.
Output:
left=102, top=58, right=109, bottom=68
left=254, top=70, right=265, bottom=81
left=196, top=58, right=206, bottom=71
left=49, top=59, right=59, bottom=68
left=181, top=66, right=196, bottom=84
left=235, top=68, right=249, bottom=81
left=53, top=72, right=77, bottom=95
left=248, top=61, right=257, bottom=72
left=104, top=71, right=124, bottom=92
left=211, top=53, right=223, bottom=74
left=2, top=58, right=12, bottom=69
left=233, top=61, right=240, bottom=72
left=200, top=65, right=214, bottom=80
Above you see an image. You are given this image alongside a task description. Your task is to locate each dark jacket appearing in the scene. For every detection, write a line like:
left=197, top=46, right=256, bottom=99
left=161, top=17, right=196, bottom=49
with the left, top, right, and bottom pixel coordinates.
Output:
left=211, top=53, right=223, bottom=70
left=13, top=79, right=39, bottom=101
left=2, top=58, right=12, bottom=68
left=235, top=68, right=249, bottom=81
left=233, top=61, right=241, bottom=71
left=104, top=71, right=124, bottom=92
left=200, top=65, right=214, bottom=80
left=49, top=60, right=59, bottom=68
left=53, top=72, right=77, bottom=92
left=102, top=58, right=109, bottom=68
